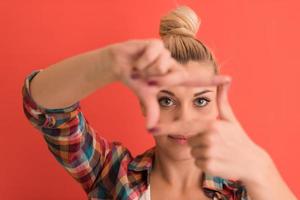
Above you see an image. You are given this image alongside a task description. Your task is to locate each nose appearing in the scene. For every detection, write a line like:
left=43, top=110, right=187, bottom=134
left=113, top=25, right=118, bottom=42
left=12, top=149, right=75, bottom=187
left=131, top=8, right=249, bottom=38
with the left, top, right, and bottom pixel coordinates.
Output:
left=172, top=104, right=210, bottom=135
left=173, top=103, right=196, bottom=122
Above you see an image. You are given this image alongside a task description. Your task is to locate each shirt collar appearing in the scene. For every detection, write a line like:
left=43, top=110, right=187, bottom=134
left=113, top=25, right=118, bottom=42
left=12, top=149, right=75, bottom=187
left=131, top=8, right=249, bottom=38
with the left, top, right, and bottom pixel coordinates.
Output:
left=128, top=146, right=241, bottom=194
left=128, top=146, right=155, bottom=172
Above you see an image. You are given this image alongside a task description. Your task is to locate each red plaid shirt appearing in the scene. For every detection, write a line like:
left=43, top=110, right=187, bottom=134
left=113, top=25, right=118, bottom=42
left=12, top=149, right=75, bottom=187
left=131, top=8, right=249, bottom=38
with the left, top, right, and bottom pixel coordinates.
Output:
left=22, top=69, right=250, bottom=200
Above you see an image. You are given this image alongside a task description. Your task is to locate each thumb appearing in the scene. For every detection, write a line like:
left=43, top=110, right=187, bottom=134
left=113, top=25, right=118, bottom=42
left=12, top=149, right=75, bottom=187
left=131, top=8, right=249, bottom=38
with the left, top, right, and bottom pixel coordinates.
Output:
left=139, top=90, right=160, bottom=130
left=217, top=79, right=236, bottom=122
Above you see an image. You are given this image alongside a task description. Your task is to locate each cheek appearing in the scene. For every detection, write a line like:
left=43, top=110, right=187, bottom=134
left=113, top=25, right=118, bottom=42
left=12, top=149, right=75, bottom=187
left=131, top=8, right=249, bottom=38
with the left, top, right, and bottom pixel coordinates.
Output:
left=153, top=135, right=167, bottom=147
left=157, top=108, right=177, bottom=122
left=196, top=102, right=218, bottom=119
left=158, top=103, right=218, bottom=122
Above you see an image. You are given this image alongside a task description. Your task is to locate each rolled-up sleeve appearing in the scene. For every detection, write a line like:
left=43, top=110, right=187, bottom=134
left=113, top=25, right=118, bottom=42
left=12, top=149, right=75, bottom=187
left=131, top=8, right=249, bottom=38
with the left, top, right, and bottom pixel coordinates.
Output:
left=21, top=69, right=125, bottom=194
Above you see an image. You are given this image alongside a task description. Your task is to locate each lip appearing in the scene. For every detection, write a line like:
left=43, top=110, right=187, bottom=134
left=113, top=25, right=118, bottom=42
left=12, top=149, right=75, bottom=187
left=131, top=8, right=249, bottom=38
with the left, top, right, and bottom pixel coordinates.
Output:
left=169, top=135, right=188, bottom=139
left=168, top=134, right=190, bottom=144
left=168, top=133, right=193, bottom=139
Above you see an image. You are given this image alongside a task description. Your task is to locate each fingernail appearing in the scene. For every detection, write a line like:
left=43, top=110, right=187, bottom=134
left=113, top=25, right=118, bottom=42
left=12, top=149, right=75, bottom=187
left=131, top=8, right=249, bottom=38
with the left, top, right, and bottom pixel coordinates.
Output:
left=148, top=127, right=159, bottom=133
left=131, top=73, right=140, bottom=79
left=147, top=80, right=157, bottom=86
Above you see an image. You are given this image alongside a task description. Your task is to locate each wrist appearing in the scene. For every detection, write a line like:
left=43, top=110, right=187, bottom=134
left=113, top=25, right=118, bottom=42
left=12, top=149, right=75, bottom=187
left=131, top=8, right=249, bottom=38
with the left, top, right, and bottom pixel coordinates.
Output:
left=241, top=147, right=275, bottom=187
left=83, top=46, right=120, bottom=91
left=90, top=47, right=119, bottom=87
left=240, top=147, right=297, bottom=200
left=97, top=46, right=121, bottom=82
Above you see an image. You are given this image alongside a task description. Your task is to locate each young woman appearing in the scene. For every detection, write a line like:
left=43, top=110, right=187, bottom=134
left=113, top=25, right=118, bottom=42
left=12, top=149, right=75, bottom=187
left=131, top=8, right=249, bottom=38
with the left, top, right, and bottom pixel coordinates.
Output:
left=22, top=6, right=296, bottom=200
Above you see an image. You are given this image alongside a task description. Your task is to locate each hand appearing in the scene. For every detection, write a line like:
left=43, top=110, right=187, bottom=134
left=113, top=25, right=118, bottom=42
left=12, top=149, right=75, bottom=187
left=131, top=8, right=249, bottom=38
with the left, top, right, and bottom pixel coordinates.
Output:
left=151, top=79, right=267, bottom=181
left=106, top=39, right=230, bottom=129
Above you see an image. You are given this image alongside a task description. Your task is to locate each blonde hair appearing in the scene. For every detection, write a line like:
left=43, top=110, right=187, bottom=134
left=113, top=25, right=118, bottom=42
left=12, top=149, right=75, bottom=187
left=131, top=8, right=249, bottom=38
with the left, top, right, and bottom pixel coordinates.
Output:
left=159, top=6, right=219, bottom=74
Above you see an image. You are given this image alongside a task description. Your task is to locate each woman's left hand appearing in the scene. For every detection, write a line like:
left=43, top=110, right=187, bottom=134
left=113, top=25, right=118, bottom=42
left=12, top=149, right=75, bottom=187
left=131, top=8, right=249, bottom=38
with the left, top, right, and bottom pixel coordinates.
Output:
left=186, top=80, right=270, bottom=182
left=152, top=79, right=271, bottom=182
left=150, top=77, right=298, bottom=200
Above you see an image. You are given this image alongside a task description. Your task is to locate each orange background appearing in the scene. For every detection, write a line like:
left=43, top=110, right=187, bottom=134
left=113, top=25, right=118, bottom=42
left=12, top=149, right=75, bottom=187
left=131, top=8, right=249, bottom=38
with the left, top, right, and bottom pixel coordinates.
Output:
left=1, top=0, right=299, bottom=199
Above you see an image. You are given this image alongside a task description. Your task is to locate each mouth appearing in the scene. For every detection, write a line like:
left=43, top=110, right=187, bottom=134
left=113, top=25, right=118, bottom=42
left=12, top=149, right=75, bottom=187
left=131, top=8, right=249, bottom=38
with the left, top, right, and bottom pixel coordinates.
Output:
left=167, top=134, right=191, bottom=144
left=168, top=135, right=188, bottom=139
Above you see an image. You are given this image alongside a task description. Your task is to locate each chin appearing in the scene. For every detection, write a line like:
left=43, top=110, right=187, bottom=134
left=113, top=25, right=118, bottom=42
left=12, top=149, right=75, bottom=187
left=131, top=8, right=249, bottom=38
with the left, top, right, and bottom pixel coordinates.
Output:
left=154, top=135, right=194, bottom=161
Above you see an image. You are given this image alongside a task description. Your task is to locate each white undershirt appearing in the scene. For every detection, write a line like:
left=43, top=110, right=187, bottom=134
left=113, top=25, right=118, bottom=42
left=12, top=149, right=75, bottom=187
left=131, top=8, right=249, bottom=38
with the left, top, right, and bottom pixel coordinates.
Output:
left=139, top=185, right=151, bottom=200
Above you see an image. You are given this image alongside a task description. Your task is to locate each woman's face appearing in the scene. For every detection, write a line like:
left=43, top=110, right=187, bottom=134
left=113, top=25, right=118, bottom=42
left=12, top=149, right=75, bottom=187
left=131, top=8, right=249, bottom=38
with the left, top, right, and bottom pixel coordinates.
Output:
left=141, top=61, right=219, bottom=161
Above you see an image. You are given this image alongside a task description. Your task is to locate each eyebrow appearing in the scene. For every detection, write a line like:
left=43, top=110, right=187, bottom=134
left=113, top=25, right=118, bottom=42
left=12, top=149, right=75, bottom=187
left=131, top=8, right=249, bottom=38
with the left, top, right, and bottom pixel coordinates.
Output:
left=160, top=89, right=213, bottom=97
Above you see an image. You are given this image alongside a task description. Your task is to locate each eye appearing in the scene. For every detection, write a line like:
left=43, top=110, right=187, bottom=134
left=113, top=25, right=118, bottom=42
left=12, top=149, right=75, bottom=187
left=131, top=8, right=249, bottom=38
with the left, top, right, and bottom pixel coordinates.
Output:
left=194, top=97, right=210, bottom=107
left=158, top=97, right=175, bottom=107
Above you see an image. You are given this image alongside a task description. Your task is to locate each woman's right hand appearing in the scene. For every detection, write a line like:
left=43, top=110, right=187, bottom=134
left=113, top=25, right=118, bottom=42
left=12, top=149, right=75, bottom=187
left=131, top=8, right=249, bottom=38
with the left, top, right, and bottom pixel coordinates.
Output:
left=104, top=39, right=230, bottom=130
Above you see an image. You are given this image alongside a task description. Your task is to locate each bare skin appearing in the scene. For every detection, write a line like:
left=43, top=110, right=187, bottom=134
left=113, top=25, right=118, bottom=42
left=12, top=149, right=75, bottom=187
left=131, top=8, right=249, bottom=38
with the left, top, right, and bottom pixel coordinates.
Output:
left=30, top=39, right=297, bottom=200
left=150, top=172, right=210, bottom=200
left=148, top=63, right=216, bottom=200
left=141, top=61, right=297, bottom=200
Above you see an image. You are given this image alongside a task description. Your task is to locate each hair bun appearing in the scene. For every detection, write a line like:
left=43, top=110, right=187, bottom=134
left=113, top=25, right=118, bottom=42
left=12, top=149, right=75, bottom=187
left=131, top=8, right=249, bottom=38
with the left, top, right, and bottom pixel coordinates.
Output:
left=159, top=6, right=201, bottom=38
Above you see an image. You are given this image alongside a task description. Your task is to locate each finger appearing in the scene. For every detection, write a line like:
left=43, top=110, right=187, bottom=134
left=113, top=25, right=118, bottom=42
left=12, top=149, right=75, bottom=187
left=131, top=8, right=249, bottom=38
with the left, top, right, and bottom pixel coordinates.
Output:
left=187, top=132, right=210, bottom=148
left=143, top=50, right=172, bottom=77
left=145, top=96, right=160, bottom=130
left=182, top=74, right=232, bottom=87
left=148, top=118, right=207, bottom=136
left=217, top=80, right=237, bottom=122
left=138, top=88, right=161, bottom=130
left=148, top=120, right=184, bottom=135
left=190, top=146, right=209, bottom=160
left=146, top=71, right=232, bottom=88
left=194, top=158, right=209, bottom=169
left=126, top=77, right=161, bottom=130
left=134, top=40, right=165, bottom=71
left=123, top=39, right=150, bottom=54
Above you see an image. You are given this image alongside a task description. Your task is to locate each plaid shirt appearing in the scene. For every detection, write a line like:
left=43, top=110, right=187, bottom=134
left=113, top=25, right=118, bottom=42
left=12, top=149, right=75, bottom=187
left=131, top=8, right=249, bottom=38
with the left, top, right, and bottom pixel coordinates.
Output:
left=22, top=69, right=250, bottom=200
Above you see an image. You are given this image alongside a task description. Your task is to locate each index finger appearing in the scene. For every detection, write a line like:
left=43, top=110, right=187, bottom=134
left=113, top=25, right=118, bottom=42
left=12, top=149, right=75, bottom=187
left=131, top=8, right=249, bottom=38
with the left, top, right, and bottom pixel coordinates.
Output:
left=148, top=118, right=208, bottom=137
left=146, top=67, right=231, bottom=88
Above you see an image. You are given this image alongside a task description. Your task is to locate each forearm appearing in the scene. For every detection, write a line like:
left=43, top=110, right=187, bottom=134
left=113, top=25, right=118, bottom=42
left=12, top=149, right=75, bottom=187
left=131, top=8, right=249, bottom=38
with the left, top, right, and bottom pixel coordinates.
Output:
left=242, top=151, right=297, bottom=200
left=30, top=46, right=118, bottom=109
left=22, top=68, right=117, bottom=193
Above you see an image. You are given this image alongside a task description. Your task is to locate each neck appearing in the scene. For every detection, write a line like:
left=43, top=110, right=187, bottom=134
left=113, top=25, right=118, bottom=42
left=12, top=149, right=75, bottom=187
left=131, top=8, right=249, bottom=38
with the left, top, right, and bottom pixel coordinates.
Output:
left=151, top=147, right=203, bottom=191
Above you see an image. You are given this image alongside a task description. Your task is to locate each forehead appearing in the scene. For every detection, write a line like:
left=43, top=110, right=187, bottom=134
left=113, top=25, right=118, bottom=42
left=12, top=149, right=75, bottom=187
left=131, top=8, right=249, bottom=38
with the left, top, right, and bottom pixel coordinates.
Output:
left=159, top=61, right=217, bottom=95
left=185, top=61, right=215, bottom=77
